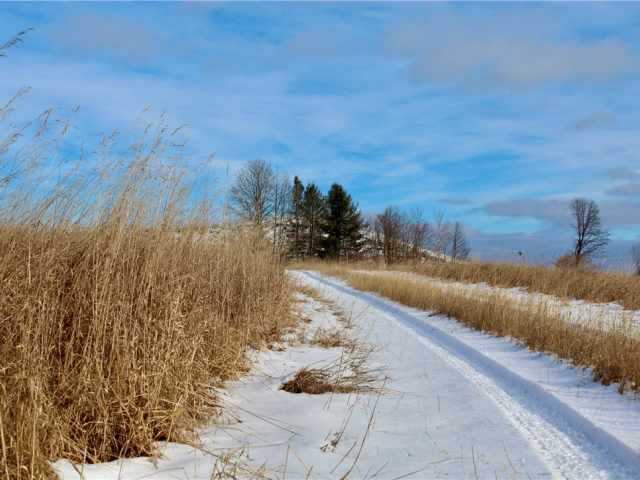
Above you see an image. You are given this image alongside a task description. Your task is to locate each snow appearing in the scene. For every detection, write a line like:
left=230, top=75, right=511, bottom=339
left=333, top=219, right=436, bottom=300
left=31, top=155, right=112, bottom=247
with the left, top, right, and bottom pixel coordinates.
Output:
left=360, top=270, right=640, bottom=335
left=53, top=270, right=640, bottom=480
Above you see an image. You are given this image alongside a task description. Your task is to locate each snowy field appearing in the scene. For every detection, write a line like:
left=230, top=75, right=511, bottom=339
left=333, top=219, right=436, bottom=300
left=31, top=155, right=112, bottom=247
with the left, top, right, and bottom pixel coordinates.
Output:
left=359, top=270, right=640, bottom=335
left=54, top=271, right=640, bottom=480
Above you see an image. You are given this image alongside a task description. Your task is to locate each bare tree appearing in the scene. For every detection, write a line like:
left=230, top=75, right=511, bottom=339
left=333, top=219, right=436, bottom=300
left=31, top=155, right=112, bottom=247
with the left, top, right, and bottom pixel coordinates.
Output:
left=407, top=207, right=429, bottom=260
left=375, top=206, right=407, bottom=264
left=631, top=242, right=640, bottom=276
left=450, top=222, right=470, bottom=262
left=363, top=213, right=383, bottom=259
left=569, top=198, right=609, bottom=266
left=430, top=212, right=452, bottom=261
left=271, top=172, right=291, bottom=254
left=230, top=159, right=275, bottom=226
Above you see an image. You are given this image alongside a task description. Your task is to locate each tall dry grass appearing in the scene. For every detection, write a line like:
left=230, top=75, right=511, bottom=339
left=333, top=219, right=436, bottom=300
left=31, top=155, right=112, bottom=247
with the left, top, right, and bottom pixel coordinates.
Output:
left=304, top=264, right=640, bottom=394
left=409, top=261, right=640, bottom=310
left=0, top=110, right=291, bottom=478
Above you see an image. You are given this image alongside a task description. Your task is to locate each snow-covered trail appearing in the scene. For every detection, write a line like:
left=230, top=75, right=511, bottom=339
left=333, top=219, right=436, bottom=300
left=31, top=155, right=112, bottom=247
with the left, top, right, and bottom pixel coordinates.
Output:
left=295, top=270, right=640, bottom=480
left=359, top=270, right=640, bottom=335
left=54, top=271, right=640, bottom=480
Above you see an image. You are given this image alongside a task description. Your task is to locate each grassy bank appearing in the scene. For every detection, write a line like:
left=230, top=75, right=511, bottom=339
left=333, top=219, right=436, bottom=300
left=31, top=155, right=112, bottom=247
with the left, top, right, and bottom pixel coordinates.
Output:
left=0, top=124, right=291, bottom=479
left=302, top=264, right=640, bottom=394
left=408, top=261, right=640, bottom=310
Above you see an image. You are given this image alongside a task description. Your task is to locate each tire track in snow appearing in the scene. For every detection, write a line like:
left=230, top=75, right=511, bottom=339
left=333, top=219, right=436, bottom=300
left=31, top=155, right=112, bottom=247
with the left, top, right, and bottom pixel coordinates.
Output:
left=298, top=271, right=640, bottom=480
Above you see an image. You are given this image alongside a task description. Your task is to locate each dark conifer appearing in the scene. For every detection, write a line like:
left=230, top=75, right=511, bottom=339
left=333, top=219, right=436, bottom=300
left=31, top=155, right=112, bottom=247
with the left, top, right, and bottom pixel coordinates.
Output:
left=301, top=183, right=326, bottom=257
left=322, top=183, right=363, bottom=260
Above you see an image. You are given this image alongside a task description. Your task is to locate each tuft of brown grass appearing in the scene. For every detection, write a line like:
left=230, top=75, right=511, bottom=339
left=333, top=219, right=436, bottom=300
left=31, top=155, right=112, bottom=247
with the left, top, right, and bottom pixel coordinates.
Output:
left=0, top=114, right=291, bottom=478
left=312, top=267, right=640, bottom=394
left=311, top=328, right=355, bottom=349
left=281, top=368, right=358, bottom=395
left=280, top=353, right=381, bottom=396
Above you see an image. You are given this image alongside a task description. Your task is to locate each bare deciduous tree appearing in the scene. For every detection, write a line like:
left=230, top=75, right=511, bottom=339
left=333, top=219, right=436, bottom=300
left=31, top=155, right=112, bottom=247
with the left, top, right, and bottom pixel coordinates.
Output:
left=631, top=242, right=640, bottom=276
left=450, top=221, right=470, bottom=262
left=230, top=159, right=275, bottom=226
left=271, top=172, right=291, bottom=254
left=375, top=206, right=407, bottom=264
left=569, top=198, right=609, bottom=266
left=407, top=207, right=429, bottom=260
left=430, top=212, right=452, bottom=261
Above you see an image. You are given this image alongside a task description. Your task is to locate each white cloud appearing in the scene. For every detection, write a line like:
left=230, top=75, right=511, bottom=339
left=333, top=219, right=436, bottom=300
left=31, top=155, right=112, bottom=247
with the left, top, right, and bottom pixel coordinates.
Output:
left=386, top=10, right=638, bottom=88
left=49, top=11, right=172, bottom=64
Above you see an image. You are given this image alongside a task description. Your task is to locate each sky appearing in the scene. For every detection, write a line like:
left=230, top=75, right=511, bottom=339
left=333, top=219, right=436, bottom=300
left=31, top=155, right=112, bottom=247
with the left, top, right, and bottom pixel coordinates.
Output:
left=1, top=2, right=640, bottom=266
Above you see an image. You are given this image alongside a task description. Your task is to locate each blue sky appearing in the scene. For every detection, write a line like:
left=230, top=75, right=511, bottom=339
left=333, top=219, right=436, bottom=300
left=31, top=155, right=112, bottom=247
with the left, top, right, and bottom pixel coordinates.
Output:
left=2, top=2, right=640, bottom=265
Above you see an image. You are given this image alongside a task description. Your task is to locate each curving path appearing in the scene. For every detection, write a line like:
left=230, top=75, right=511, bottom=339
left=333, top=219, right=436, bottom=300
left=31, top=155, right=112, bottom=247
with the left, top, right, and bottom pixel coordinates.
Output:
left=295, top=270, right=640, bottom=480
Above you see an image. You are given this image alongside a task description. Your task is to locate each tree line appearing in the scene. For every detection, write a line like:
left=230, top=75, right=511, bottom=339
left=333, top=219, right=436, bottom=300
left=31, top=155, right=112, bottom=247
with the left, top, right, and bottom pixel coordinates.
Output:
left=228, top=159, right=471, bottom=263
left=229, top=159, right=364, bottom=260
left=365, top=207, right=469, bottom=263
left=228, top=160, right=640, bottom=273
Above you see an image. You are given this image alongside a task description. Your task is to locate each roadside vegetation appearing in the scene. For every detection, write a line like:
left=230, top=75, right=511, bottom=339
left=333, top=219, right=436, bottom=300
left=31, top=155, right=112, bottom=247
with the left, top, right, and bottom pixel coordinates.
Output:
left=0, top=105, right=290, bottom=479
left=404, top=260, right=640, bottom=310
left=303, top=264, right=640, bottom=394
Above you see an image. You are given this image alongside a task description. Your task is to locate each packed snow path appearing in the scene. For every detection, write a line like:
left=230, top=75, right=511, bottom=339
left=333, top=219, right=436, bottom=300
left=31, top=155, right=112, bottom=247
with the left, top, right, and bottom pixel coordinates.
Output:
left=295, top=271, right=640, bottom=480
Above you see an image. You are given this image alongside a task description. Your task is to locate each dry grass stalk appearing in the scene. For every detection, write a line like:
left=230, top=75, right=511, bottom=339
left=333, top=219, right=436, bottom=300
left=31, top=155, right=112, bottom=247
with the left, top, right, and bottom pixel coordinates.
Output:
left=310, top=267, right=640, bottom=394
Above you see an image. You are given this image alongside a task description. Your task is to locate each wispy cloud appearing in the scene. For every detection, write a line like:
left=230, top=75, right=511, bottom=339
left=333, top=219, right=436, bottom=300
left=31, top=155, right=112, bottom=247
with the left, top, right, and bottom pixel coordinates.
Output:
left=439, top=197, right=474, bottom=206
left=386, top=5, right=639, bottom=89
left=50, top=11, right=171, bottom=64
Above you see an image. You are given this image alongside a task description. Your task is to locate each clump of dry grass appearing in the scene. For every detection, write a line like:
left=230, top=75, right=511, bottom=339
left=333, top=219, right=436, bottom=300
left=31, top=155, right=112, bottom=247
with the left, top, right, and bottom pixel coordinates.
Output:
left=320, top=269, right=640, bottom=394
left=311, top=328, right=355, bottom=349
left=281, top=368, right=359, bottom=395
left=280, top=354, right=381, bottom=396
left=0, top=113, right=291, bottom=478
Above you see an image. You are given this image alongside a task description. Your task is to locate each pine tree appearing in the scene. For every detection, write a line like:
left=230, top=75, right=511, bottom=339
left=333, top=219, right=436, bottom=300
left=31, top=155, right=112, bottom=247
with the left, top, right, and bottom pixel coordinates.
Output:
left=322, top=183, right=363, bottom=260
left=290, top=176, right=305, bottom=259
left=301, top=183, right=326, bottom=257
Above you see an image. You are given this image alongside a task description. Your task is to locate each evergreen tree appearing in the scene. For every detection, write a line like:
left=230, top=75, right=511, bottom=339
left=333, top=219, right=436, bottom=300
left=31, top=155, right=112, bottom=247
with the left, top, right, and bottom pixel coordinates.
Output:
left=301, top=183, right=326, bottom=257
left=322, top=183, right=363, bottom=260
left=290, top=176, right=305, bottom=259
